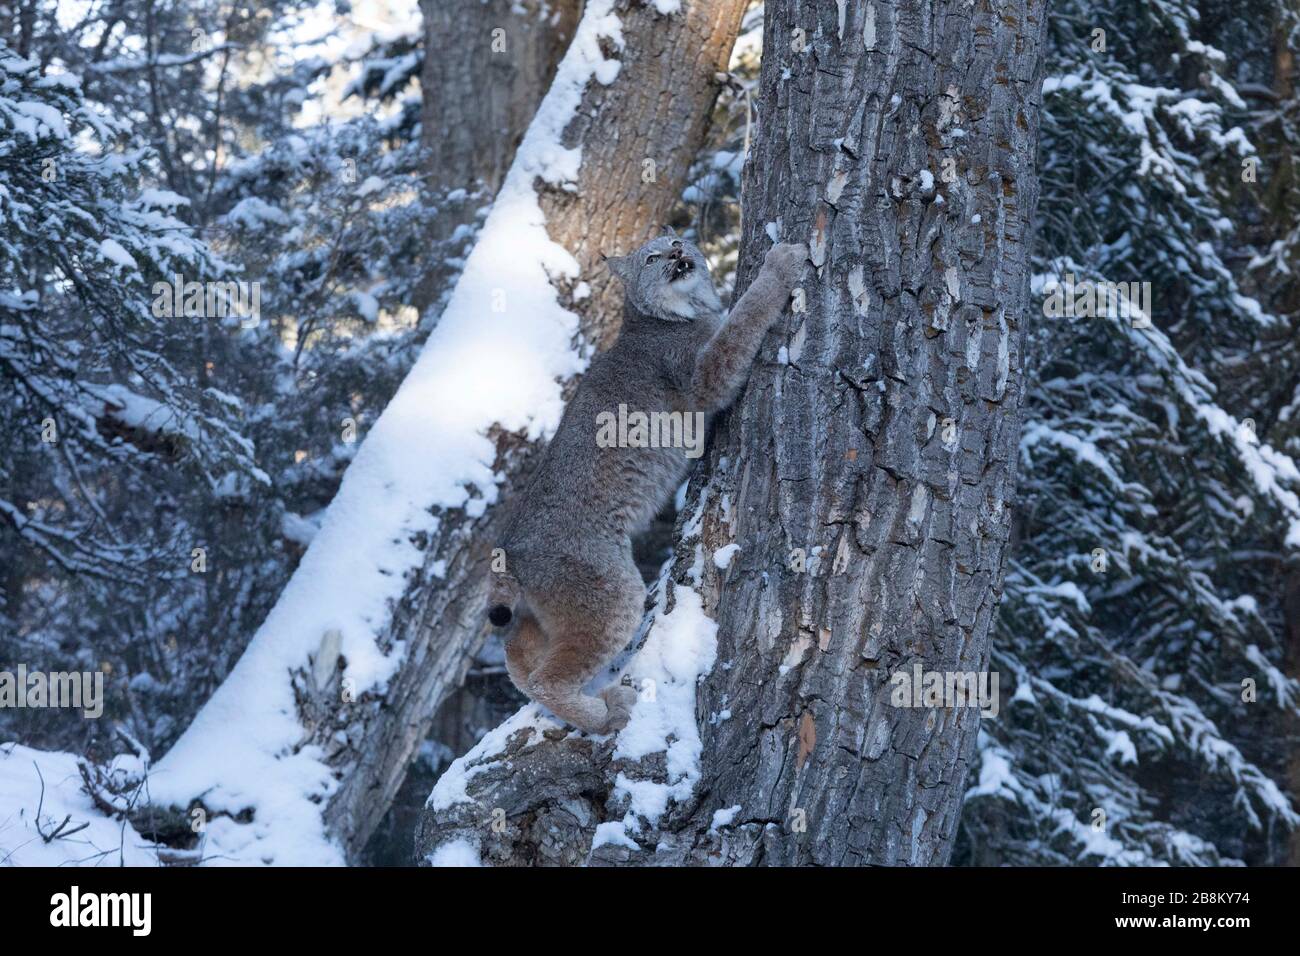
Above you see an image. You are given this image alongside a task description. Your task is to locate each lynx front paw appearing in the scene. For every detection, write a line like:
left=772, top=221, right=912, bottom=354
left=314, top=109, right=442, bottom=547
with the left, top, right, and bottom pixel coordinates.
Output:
left=764, top=241, right=809, bottom=283
left=598, top=684, right=638, bottom=734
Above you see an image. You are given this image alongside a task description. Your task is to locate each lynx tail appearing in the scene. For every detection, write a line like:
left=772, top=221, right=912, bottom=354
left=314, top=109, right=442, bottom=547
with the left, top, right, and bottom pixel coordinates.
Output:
left=487, top=567, right=522, bottom=627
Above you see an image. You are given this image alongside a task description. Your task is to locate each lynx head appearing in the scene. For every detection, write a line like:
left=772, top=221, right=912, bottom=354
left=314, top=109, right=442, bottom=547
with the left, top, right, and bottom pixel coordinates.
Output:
left=603, top=227, right=721, bottom=322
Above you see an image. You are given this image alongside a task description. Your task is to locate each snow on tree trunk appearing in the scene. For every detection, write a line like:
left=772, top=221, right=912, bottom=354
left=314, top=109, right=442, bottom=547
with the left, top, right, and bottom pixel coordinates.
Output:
left=420, top=0, right=581, bottom=200
left=416, top=0, right=1048, bottom=866
left=146, top=0, right=747, bottom=865
left=412, top=0, right=582, bottom=314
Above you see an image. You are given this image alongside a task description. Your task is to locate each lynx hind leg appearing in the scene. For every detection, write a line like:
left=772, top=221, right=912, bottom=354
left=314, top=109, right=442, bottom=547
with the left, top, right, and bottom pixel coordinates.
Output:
left=504, top=613, right=548, bottom=696
left=525, top=557, right=644, bottom=735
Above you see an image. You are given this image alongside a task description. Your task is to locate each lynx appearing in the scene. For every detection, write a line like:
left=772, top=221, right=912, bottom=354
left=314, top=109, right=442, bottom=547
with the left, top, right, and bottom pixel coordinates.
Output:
left=487, top=229, right=808, bottom=734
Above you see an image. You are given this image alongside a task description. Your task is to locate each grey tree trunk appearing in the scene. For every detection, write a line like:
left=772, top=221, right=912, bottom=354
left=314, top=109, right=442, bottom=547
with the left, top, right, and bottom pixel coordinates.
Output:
left=296, top=0, right=748, bottom=862
left=420, top=0, right=582, bottom=199
left=411, top=0, right=580, bottom=317
left=417, top=0, right=1048, bottom=866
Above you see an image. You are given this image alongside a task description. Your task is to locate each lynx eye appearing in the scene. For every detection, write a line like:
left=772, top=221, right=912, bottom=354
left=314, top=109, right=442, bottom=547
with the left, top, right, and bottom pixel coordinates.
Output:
left=645, top=254, right=661, bottom=264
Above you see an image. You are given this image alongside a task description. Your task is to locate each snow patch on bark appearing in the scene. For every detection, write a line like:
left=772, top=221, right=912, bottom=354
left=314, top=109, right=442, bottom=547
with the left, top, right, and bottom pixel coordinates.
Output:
left=611, top=582, right=718, bottom=826
left=592, top=820, right=641, bottom=851
left=426, top=705, right=562, bottom=812
left=709, top=804, right=741, bottom=834
left=426, top=838, right=482, bottom=867
left=712, top=542, right=740, bottom=569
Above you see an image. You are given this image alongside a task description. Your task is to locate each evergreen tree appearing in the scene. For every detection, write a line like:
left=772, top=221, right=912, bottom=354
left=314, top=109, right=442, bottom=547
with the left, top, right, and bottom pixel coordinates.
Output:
left=958, top=0, right=1300, bottom=866
left=0, top=40, right=266, bottom=744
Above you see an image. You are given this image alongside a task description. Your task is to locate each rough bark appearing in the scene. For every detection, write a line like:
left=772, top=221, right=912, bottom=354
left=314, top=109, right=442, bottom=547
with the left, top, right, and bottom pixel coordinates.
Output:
left=411, top=0, right=580, bottom=316
left=296, top=0, right=747, bottom=862
left=417, top=0, right=1048, bottom=866
left=420, top=0, right=582, bottom=199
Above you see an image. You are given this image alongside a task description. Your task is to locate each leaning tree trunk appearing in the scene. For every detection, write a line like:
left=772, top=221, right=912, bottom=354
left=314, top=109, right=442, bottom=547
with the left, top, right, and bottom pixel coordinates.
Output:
left=318, top=0, right=747, bottom=863
left=418, top=0, right=1048, bottom=866
left=151, top=0, right=748, bottom=865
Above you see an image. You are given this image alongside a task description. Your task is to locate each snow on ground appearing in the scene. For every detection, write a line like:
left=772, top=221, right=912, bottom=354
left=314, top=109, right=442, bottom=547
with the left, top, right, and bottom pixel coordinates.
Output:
left=144, top=1, right=629, bottom=866
left=0, top=744, right=158, bottom=867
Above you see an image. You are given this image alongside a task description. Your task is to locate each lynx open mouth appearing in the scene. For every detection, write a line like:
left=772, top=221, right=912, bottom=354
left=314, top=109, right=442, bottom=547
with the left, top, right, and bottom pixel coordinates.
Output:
left=668, top=258, right=695, bottom=282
